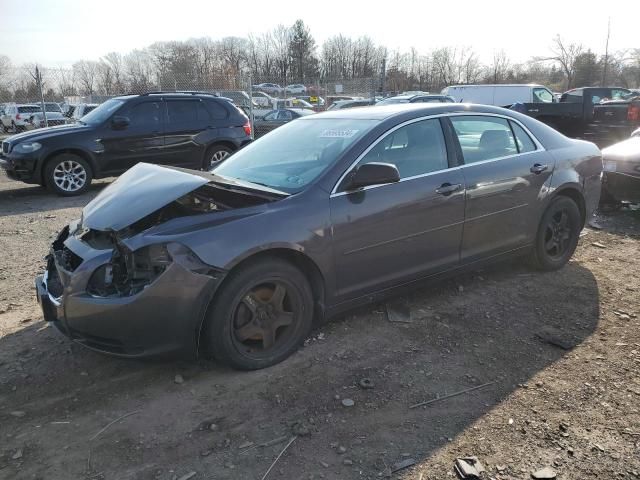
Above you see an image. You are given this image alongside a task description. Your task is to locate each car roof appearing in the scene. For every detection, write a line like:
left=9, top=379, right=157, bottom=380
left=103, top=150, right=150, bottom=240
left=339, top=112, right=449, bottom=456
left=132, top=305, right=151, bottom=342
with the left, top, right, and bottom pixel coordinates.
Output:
left=299, top=103, right=525, bottom=121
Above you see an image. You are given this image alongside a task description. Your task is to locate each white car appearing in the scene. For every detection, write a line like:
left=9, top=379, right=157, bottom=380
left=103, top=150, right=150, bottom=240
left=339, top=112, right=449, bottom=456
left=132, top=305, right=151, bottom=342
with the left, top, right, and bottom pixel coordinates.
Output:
left=285, top=84, right=307, bottom=94
left=26, top=102, right=67, bottom=129
left=71, top=103, right=99, bottom=122
left=1, top=104, right=41, bottom=132
left=252, top=91, right=276, bottom=108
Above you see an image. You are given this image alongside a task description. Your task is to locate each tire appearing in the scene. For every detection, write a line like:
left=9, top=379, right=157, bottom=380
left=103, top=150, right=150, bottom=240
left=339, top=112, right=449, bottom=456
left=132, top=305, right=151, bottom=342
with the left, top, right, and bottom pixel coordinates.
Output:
left=530, top=196, right=582, bottom=271
left=203, top=144, right=233, bottom=172
left=44, top=153, right=93, bottom=196
left=203, top=258, right=314, bottom=370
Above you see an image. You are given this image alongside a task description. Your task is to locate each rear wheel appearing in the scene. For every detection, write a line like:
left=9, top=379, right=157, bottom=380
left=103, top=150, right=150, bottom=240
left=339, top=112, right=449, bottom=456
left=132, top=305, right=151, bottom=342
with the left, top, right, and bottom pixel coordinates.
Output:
left=204, top=144, right=233, bottom=172
left=44, top=153, right=93, bottom=196
left=530, top=196, right=581, bottom=271
left=203, top=258, right=314, bottom=370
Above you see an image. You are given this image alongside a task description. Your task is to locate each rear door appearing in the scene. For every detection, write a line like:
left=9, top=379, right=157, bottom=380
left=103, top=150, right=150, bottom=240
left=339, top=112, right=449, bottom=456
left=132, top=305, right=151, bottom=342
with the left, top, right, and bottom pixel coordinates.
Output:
left=99, top=100, right=164, bottom=174
left=448, top=114, right=554, bottom=263
left=163, top=99, right=212, bottom=168
left=330, top=117, right=465, bottom=301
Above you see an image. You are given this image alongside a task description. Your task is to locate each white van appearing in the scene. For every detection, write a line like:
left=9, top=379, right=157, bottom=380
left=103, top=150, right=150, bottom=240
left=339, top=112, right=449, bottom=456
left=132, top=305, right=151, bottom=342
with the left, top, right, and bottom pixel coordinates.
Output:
left=441, top=84, right=555, bottom=107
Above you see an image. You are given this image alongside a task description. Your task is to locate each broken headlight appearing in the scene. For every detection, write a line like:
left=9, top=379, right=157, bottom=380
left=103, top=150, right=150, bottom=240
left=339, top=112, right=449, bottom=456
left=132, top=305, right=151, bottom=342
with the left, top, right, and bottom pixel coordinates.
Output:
left=87, top=243, right=173, bottom=298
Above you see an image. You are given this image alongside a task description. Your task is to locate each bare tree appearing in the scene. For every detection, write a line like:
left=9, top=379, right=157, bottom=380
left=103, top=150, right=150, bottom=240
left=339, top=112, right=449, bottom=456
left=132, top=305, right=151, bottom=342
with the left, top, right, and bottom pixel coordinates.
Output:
left=491, top=50, right=510, bottom=83
left=103, top=52, right=124, bottom=92
left=549, top=35, right=584, bottom=89
left=73, top=60, right=98, bottom=95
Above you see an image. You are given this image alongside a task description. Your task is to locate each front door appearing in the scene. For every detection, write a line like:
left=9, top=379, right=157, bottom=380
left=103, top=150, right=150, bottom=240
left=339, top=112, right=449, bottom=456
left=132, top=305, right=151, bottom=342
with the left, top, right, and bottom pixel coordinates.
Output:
left=447, top=115, right=555, bottom=263
left=330, top=118, right=466, bottom=302
left=99, top=100, right=164, bottom=174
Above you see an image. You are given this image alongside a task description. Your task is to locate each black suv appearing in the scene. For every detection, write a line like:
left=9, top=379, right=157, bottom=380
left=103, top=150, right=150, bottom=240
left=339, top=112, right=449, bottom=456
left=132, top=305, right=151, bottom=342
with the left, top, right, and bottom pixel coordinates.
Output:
left=0, top=92, right=252, bottom=195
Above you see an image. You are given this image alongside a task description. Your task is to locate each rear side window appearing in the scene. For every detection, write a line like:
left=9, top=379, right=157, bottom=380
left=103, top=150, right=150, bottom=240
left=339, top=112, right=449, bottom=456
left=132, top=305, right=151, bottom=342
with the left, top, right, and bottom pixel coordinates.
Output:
left=510, top=121, right=537, bottom=153
left=206, top=100, right=228, bottom=120
left=19, top=106, right=40, bottom=113
left=167, top=100, right=211, bottom=127
left=450, top=115, right=518, bottom=163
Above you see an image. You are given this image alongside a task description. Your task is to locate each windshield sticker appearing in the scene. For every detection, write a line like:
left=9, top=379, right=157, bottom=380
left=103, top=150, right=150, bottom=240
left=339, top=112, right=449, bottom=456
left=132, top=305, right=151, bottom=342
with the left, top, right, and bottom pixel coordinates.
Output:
left=320, top=129, right=359, bottom=138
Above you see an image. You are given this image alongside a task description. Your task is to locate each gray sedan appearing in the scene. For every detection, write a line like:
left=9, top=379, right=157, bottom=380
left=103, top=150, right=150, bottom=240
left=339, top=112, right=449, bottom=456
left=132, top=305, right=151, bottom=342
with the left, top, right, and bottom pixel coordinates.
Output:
left=36, top=103, right=602, bottom=369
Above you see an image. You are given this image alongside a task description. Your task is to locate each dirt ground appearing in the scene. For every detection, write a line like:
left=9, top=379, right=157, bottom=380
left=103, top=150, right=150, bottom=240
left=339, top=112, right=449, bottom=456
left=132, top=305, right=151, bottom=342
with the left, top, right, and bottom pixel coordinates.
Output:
left=0, top=173, right=639, bottom=480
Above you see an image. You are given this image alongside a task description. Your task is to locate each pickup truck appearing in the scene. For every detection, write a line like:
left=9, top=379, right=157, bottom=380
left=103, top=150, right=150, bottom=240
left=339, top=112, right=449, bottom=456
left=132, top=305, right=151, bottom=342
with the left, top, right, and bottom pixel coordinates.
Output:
left=512, top=87, right=640, bottom=147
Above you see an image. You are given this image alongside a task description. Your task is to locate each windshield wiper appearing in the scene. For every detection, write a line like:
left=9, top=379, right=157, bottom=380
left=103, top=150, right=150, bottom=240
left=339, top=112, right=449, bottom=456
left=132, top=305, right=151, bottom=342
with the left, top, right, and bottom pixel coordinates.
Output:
left=209, top=175, right=290, bottom=197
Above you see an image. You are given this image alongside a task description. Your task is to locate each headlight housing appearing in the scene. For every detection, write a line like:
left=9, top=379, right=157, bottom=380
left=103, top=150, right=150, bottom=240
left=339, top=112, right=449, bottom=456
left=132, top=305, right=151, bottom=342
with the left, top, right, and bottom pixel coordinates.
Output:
left=87, top=243, right=172, bottom=298
left=14, top=142, right=42, bottom=153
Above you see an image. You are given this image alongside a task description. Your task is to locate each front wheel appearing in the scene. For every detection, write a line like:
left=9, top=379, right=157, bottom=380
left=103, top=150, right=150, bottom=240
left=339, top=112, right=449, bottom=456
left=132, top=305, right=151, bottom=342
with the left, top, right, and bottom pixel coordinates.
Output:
left=530, top=196, right=581, bottom=271
left=44, top=154, right=93, bottom=196
left=203, top=258, right=314, bottom=370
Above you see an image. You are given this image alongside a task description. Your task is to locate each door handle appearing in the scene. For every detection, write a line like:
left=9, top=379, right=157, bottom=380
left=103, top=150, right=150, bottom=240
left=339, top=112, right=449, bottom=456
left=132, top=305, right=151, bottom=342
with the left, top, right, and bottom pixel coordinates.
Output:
left=530, top=163, right=548, bottom=174
left=435, top=183, right=462, bottom=196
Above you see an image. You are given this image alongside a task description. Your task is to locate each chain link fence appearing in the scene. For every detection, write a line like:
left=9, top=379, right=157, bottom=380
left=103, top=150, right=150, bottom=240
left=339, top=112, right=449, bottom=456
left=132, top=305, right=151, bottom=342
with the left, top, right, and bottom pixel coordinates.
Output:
left=0, top=65, right=379, bottom=133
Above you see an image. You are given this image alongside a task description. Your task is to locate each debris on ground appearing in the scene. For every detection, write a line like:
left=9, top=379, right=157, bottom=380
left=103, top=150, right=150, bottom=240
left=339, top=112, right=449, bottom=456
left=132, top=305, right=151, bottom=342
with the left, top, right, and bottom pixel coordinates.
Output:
left=591, top=242, right=607, bottom=249
left=291, top=421, right=311, bottom=437
left=176, top=472, right=196, bottom=480
left=174, top=374, right=184, bottom=384
left=409, top=381, right=497, bottom=409
left=12, top=449, right=23, bottom=460
left=385, top=300, right=412, bottom=323
left=392, top=458, right=416, bottom=473
left=454, top=456, right=485, bottom=479
left=531, top=466, right=557, bottom=479
left=535, top=326, right=577, bottom=350
left=341, top=398, right=355, bottom=407
left=358, top=378, right=374, bottom=389
left=10, top=410, right=26, bottom=418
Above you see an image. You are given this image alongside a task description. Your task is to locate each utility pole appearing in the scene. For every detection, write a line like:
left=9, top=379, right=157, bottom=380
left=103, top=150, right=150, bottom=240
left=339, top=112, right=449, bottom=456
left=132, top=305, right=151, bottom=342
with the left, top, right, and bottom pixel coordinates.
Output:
left=33, top=65, right=48, bottom=128
left=602, top=17, right=611, bottom=86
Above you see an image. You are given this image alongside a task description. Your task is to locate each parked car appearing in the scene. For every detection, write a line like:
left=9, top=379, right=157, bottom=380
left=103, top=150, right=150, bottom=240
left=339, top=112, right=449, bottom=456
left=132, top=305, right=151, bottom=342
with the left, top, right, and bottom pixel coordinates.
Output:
left=70, top=103, right=99, bottom=122
left=253, top=83, right=283, bottom=95
left=512, top=87, right=640, bottom=147
left=326, top=95, right=358, bottom=107
left=1, top=104, right=42, bottom=133
left=35, top=103, right=602, bottom=369
left=376, top=94, right=455, bottom=105
left=295, top=95, right=325, bottom=108
left=442, top=84, right=555, bottom=107
left=26, top=102, right=68, bottom=129
left=253, top=108, right=314, bottom=137
left=285, top=84, right=307, bottom=94
left=326, top=99, right=373, bottom=110
left=600, top=131, right=640, bottom=205
left=0, top=92, right=252, bottom=196
left=252, top=91, right=276, bottom=108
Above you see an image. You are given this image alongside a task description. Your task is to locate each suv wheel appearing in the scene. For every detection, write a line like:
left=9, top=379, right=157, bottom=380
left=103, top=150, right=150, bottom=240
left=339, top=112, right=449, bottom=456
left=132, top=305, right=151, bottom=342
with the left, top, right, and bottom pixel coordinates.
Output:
left=205, top=145, right=233, bottom=171
left=44, top=154, right=93, bottom=196
left=203, top=258, right=314, bottom=370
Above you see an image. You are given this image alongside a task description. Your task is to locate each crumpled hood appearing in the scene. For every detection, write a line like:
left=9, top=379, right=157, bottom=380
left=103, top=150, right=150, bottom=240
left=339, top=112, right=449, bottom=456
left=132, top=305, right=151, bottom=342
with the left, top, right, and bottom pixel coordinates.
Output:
left=82, top=163, right=209, bottom=231
left=5, top=123, right=88, bottom=143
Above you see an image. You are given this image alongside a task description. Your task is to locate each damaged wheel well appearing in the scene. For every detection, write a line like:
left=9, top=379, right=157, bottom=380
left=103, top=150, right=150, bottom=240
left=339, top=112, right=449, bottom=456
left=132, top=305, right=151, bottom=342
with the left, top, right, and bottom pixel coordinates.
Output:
left=555, top=187, right=586, bottom=227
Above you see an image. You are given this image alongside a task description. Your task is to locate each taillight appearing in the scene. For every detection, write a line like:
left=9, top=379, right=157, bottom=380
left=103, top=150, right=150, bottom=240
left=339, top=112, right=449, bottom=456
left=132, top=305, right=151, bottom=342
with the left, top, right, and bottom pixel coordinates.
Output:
left=628, top=104, right=640, bottom=122
left=15, top=113, right=21, bottom=120
left=243, top=121, right=251, bottom=136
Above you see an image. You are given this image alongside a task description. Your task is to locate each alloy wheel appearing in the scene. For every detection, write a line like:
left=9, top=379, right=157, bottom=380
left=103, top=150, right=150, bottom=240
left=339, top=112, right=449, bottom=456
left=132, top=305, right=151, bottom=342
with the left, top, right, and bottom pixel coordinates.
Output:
left=232, top=282, right=297, bottom=353
left=208, top=150, right=230, bottom=171
left=543, top=208, right=572, bottom=259
left=52, top=160, right=87, bottom=193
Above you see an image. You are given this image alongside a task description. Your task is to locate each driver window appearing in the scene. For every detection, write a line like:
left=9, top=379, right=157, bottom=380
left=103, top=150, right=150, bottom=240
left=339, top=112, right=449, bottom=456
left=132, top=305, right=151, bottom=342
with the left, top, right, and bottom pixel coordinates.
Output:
left=351, top=118, right=448, bottom=180
left=126, top=102, right=161, bottom=130
left=278, top=110, right=293, bottom=121
left=264, top=111, right=278, bottom=121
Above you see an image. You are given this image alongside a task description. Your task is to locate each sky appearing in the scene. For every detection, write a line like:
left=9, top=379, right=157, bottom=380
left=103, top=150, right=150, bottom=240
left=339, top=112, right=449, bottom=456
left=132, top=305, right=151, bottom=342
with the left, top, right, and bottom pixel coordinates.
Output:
left=1, top=0, right=638, bottom=67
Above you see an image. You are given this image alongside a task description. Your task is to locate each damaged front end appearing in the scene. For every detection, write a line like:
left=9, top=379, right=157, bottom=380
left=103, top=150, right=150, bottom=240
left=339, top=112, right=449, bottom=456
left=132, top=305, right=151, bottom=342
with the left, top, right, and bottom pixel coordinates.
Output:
left=35, top=163, right=280, bottom=358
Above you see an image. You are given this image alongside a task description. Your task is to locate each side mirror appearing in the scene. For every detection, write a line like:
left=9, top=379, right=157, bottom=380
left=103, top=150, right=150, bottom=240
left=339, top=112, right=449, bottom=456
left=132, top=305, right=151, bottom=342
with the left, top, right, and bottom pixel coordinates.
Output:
left=346, top=162, right=400, bottom=190
left=111, top=115, right=130, bottom=130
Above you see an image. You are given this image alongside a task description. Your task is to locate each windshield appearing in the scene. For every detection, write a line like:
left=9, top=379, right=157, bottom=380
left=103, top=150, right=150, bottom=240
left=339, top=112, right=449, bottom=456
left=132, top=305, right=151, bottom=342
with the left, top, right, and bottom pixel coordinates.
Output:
left=18, top=106, right=40, bottom=113
left=377, top=97, right=410, bottom=105
left=79, top=99, right=125, bottom=124
left=213, top=118, right=377, bottom=194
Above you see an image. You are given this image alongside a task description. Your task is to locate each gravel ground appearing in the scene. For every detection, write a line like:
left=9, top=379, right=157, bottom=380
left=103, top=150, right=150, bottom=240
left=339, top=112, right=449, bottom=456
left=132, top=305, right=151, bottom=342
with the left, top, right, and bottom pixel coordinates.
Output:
left=0, top=174, right=639, bottom=480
